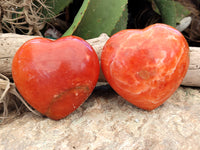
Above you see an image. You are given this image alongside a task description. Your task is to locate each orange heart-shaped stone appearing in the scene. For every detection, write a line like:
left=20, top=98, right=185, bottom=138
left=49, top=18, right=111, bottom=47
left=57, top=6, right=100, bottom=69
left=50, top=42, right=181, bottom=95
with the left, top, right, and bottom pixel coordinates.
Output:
left=101, top=24, right=189, bottom=110
left=12, top=36, right=99, bottom=120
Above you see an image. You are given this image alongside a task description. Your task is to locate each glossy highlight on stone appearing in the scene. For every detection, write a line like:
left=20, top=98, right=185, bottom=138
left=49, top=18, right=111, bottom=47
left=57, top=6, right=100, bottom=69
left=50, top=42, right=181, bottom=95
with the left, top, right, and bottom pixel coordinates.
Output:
left=101, top=23, right=189, bottom=110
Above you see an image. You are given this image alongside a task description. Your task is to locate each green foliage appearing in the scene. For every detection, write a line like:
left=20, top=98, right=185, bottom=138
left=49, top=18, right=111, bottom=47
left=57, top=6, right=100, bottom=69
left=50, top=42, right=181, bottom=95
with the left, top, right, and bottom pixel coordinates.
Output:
left=44, top=0, right=73, bottom=16
left=153, top=0, right=176, bottom=27
left=44, top=0, right=190, bottom=39
left=152, top=0, right=190, bottom=26
left=175, top=1, right=190, bottom=23
left=111, top=6, right=128, bottom=35
left=62, top=0, right=90, bottom=37
left=72, top=0, right=128, bottom=39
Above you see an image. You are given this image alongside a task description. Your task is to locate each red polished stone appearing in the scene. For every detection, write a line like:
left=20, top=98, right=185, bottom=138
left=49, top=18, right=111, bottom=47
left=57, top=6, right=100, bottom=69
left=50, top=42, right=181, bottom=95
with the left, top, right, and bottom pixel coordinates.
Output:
left=12, top=36, right=100, bottom=120
left=101, top=23, right=189, bottom=110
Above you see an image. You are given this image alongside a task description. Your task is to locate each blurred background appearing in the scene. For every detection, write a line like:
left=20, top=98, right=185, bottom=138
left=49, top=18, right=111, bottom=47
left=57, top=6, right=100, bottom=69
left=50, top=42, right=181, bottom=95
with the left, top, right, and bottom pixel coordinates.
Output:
left=0, top=0, right=199, bottom=46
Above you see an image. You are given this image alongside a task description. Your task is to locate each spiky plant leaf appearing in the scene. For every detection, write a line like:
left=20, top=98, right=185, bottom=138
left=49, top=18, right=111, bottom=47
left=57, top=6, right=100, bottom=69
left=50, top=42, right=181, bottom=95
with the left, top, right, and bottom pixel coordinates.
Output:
left=73, top=0, right=128, bottom=39
left=44, top=0, right=73, bottom=16
left=111, top=5, right=128, bottom=35
left=62, top=0, right=90, bottom=37
left=153, top=0, right=176, bottom=27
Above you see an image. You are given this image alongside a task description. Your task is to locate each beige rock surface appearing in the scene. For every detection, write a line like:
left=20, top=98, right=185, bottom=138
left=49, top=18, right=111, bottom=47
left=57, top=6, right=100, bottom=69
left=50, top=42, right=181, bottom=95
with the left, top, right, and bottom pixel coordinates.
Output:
left=0, top=85, right=200, bottom=150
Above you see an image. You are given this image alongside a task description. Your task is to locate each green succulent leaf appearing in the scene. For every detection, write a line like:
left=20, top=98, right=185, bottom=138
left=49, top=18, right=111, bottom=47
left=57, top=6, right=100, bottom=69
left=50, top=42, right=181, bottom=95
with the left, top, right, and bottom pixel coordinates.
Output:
left=44, top=0, right=73, bottom=17
left=153, top=0, right=176, bottom=27
left=73, top=0, right=128, bottom=39
left=152, top=0, right=190, bottom=26
left=62, top=0, right=90, bottom=37
left=111, top=5, right=128, bottom=35
left=175, top=1, right=190, bottom=23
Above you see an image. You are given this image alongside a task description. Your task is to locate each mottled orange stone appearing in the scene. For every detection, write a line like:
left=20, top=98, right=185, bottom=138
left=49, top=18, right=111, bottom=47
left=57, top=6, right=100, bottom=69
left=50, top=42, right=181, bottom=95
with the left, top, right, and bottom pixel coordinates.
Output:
left=101, top=23, right=189, bottom=110
left=12, top=36, right=100, bottom=120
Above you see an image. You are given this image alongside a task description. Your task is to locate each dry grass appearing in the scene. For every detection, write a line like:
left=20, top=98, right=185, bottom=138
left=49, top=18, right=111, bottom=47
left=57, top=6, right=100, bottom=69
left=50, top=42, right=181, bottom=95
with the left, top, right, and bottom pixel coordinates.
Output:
left=0, top=0, right=56, bottom=35
left=0, top=73, right=41, bottom=124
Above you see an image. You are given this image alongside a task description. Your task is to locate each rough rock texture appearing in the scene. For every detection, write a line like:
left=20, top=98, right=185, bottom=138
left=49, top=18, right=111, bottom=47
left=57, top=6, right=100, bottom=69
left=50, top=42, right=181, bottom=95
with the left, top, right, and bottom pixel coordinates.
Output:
left=0, top=85, right=200, bottom=150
